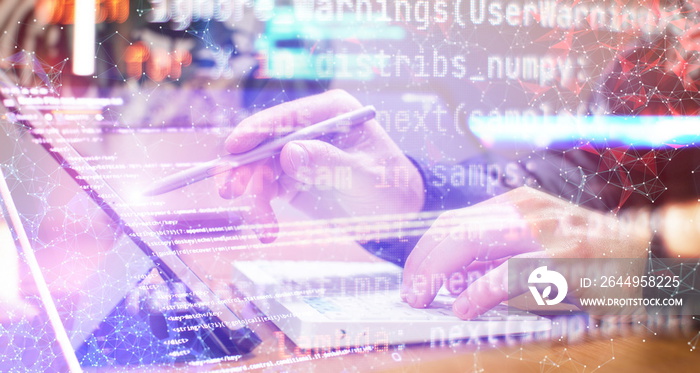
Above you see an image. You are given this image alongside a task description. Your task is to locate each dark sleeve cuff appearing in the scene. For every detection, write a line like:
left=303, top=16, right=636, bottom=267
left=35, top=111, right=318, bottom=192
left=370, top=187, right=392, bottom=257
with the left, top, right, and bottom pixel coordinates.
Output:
left=359, top=150, right=623, bottom=266
left=359, top=154, right=525, bottom=267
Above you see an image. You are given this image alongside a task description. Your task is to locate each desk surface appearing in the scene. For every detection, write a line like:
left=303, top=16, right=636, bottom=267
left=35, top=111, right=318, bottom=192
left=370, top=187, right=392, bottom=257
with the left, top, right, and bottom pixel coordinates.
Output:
left=87, top=271, right=692, bottom=373
left=121, top=313, right=699, bottom=372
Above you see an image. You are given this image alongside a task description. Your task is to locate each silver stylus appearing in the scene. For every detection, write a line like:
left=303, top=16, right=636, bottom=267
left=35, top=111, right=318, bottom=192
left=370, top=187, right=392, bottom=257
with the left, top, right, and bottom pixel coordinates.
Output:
left=143, top=105, right=377, bottom=196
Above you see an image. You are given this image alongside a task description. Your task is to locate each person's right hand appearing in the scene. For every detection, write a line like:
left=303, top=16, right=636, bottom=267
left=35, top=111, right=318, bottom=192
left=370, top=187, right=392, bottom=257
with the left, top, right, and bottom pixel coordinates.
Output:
left=401, top=187, right=652, bottom=319
left=218, top=90, right=425, bottom=243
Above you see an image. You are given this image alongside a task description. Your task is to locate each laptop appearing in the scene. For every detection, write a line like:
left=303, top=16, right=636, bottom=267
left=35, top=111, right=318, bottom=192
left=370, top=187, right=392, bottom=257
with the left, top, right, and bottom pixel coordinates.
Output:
left=232, top=260, right=551, bottom=350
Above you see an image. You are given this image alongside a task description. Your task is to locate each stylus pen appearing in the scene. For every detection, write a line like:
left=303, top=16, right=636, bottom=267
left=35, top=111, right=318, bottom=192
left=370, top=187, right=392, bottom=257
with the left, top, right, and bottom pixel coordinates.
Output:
left=144, top=105, right=377, bottom=196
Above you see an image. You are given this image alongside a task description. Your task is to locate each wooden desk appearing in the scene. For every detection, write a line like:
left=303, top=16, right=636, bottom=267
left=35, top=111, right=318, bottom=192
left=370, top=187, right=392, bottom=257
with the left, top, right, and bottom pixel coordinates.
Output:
left=158, top=311, right=699, bottom=372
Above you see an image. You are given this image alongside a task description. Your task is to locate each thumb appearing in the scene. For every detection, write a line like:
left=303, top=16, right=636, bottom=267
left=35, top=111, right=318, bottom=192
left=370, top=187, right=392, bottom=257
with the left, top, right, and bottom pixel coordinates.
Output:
left=235, top=162, right=279, bottom=243
left=280, top=140, right=357, bottom=187
left=236, top=194, right=279, bottom=244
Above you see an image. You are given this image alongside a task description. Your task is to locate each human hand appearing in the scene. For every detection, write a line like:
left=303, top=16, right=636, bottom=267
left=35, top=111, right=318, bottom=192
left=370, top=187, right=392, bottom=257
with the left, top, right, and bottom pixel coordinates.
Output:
left=401, top=186, right=651, bottom=319
left=218, top=90, right=425, bottom=242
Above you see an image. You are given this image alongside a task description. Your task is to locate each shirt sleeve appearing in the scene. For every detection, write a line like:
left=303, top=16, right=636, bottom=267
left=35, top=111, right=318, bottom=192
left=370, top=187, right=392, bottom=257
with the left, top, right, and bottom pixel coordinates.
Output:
left=360, top=149, right=624, bottom=267
left=359, top=152, right=529, bottom=267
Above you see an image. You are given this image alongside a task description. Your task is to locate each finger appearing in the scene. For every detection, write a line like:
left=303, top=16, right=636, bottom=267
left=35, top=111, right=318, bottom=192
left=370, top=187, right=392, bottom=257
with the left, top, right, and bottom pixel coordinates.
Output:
left=463, top=258, right=508, bottom=275
left=225, top=89, right=364, bottom=154
left=216, top=164, right=254, bottom=199
left=401, top=210, right=475, bottom=305
left=403, top=210, right=465, bottom=283
left=236, top=162, right=279, bottom=243
left=403, top=206, right=541, bottom=308
left=453, top=252, right=542, bottom=320
left=402, top=224, right=478, bottom=308
left=409, top=187, right=564, bottom=273
left=276, top=172, right=302, bottom=200
left=279, top=140, right=358, bottom=185
left=453, top=260, right=510, bottom=320
left=403, top=204, right=517, bottom=279
left=236, top=194, right=279, bottom=244
left=443, top=258, right=509, bottom=296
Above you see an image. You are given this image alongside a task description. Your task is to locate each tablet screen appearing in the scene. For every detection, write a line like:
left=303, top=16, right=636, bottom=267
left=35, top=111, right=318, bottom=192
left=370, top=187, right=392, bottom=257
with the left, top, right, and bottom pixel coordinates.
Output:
left=0, top=68, right=261, bottom=367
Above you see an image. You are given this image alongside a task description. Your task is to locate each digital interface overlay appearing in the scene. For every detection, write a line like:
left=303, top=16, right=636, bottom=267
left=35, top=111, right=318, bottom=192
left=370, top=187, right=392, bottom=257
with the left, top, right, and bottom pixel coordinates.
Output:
left=2, top=0, right=700, bottom=372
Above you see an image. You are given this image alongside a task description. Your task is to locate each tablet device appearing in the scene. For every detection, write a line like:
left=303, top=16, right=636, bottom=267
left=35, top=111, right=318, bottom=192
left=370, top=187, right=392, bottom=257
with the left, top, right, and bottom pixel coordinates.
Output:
left=0, top=64, right=261, bottom=368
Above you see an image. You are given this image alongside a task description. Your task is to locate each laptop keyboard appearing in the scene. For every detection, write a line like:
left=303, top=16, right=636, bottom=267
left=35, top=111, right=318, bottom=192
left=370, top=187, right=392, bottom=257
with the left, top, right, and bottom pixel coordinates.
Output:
left=301, top=295, right=538, bottom=322
left=238, top=261, right=541, bottom=322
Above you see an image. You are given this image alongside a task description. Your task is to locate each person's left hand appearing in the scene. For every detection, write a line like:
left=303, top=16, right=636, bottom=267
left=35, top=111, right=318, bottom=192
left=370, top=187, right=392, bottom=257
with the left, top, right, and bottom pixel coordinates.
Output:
left=216, top=90, right=425, bottom=243
left=401, top=186, right=652, bottom=319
